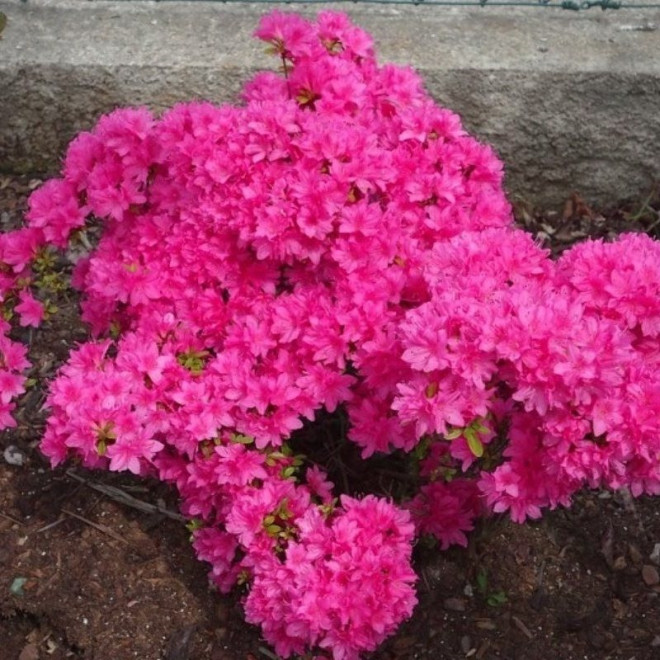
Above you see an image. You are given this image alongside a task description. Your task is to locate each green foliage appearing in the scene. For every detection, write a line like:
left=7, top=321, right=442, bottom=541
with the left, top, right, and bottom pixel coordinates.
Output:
left=176, top=349, right=210, bottom=375
left=476, top=568, right=508, bottom=607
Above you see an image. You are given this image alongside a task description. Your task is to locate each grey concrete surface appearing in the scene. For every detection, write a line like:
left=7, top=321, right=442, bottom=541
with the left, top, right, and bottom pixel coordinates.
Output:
left=1, top=0, right=659, bottom=206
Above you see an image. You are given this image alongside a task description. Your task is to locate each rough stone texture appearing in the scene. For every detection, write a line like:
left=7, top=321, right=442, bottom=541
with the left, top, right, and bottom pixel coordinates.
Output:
left=1, top=0, right=659, bottom=206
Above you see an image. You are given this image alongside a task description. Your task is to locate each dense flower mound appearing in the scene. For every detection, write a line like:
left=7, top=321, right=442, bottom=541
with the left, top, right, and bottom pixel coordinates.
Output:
left=2, top=10, right=660, bottom=658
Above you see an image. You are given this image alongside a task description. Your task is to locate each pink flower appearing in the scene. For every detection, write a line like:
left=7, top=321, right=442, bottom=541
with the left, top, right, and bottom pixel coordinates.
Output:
left=0, top=401, right=18, bottom=430
left=407, top=480, right=481, bottom=549
left=214, top=443, right=268, bottom=486
left=0, top=336, right=30, bottom=371
left=0, top=369, right=25, bottom=405
left=27, top=179, right=86, bottom=247
left=254, top=10, right=315, bottom=60
left=15, top=290, right=44, bottom=327
left=192, top=527, right=239, bottom=593
left=0, top=227, right=44, bottom=272
left=106, top=433, right=164, bottom=474
left=306, top=465, right=334, bottom=503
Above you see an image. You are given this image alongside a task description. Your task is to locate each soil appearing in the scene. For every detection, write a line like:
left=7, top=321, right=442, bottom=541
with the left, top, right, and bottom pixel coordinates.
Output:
left=1, top=174, right=660, bottom=660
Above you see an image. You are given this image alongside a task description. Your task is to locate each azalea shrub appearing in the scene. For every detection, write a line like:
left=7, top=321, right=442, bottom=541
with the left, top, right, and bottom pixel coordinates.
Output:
left=2, top=10, right=660, bottom=659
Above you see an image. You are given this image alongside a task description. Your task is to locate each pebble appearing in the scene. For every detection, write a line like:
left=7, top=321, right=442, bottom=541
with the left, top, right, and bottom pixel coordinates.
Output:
left=650, top=543, right=660, bottom=566
left=612, top=598, right=627, bottom=619
left=3, top=445, right=25, bottom=467
left=10, top=576, right=28, bottom=596
left=475, top=618, right=497, bottom=630
left=392, top=635, right=416, bottom=651
left=628, top=543, right=643, bottom=565
left=460, top=635, right=472, bottom=653
left=18, top=644, right=39, bottom=660
left=588, top=631, right=606, bottom=649
left=642, top=564, right=660, bottom=586
left=215, top=602, right=229, bottom=623
left=444, top=597, right=467, bottom=612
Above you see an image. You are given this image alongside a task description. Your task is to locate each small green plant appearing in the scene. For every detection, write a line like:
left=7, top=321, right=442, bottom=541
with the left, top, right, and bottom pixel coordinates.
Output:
left=476, top=568, right=508, bottom=607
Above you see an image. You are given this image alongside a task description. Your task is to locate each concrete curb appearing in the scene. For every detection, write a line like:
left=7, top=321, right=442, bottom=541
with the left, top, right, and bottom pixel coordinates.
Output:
left=1, top=0, right=659, bottom=206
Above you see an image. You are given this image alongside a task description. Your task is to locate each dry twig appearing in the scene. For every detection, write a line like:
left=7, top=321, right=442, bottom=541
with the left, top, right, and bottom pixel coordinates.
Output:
left=66, top=469, right=186, bottom=522
left=0, top=510, right=24, bottom=526
left=61, top=508, right=129, bottom=544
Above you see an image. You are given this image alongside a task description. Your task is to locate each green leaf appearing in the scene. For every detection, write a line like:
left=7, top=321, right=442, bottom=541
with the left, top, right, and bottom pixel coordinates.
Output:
left=275, top=498, right=291, bottom=519
left=440, top=467, right=457, bottom=482
left=412, top=436, right=430, bottom=461
left=281, top=466, right=296, bottom=480
left=474, top=420, right=490, bottom=434
left=319, top=499, right=337, bottom=517
left=257, top=646, right=280, bottom=660
left=487, top=591, right=508, bottom=607
left=445, top=428, right=463, bottom=440
left=177, top=349, right=209, bottom=375
left=465, top=428, right=484, bottom=458
left=230, top=433, right=254, bottom=445
left=476, top=569, right=488, bottom=593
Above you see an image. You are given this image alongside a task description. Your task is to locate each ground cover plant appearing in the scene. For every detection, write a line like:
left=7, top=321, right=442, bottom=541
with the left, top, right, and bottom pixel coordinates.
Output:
left=1, top=10, right=660, bottom=660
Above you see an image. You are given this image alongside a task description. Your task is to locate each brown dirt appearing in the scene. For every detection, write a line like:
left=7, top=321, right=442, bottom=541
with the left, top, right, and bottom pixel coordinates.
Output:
left=1, top=175, right=660, bottom=660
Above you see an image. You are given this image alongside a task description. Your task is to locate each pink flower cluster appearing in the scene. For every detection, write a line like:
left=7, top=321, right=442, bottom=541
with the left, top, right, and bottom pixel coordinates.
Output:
left=243, top=496, right=416, bottom=659
left=1, top=9, right=659, bottom=658
left=0, top=227, right=46, bottom=426
left=398, top=228, right=660, bottom=525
